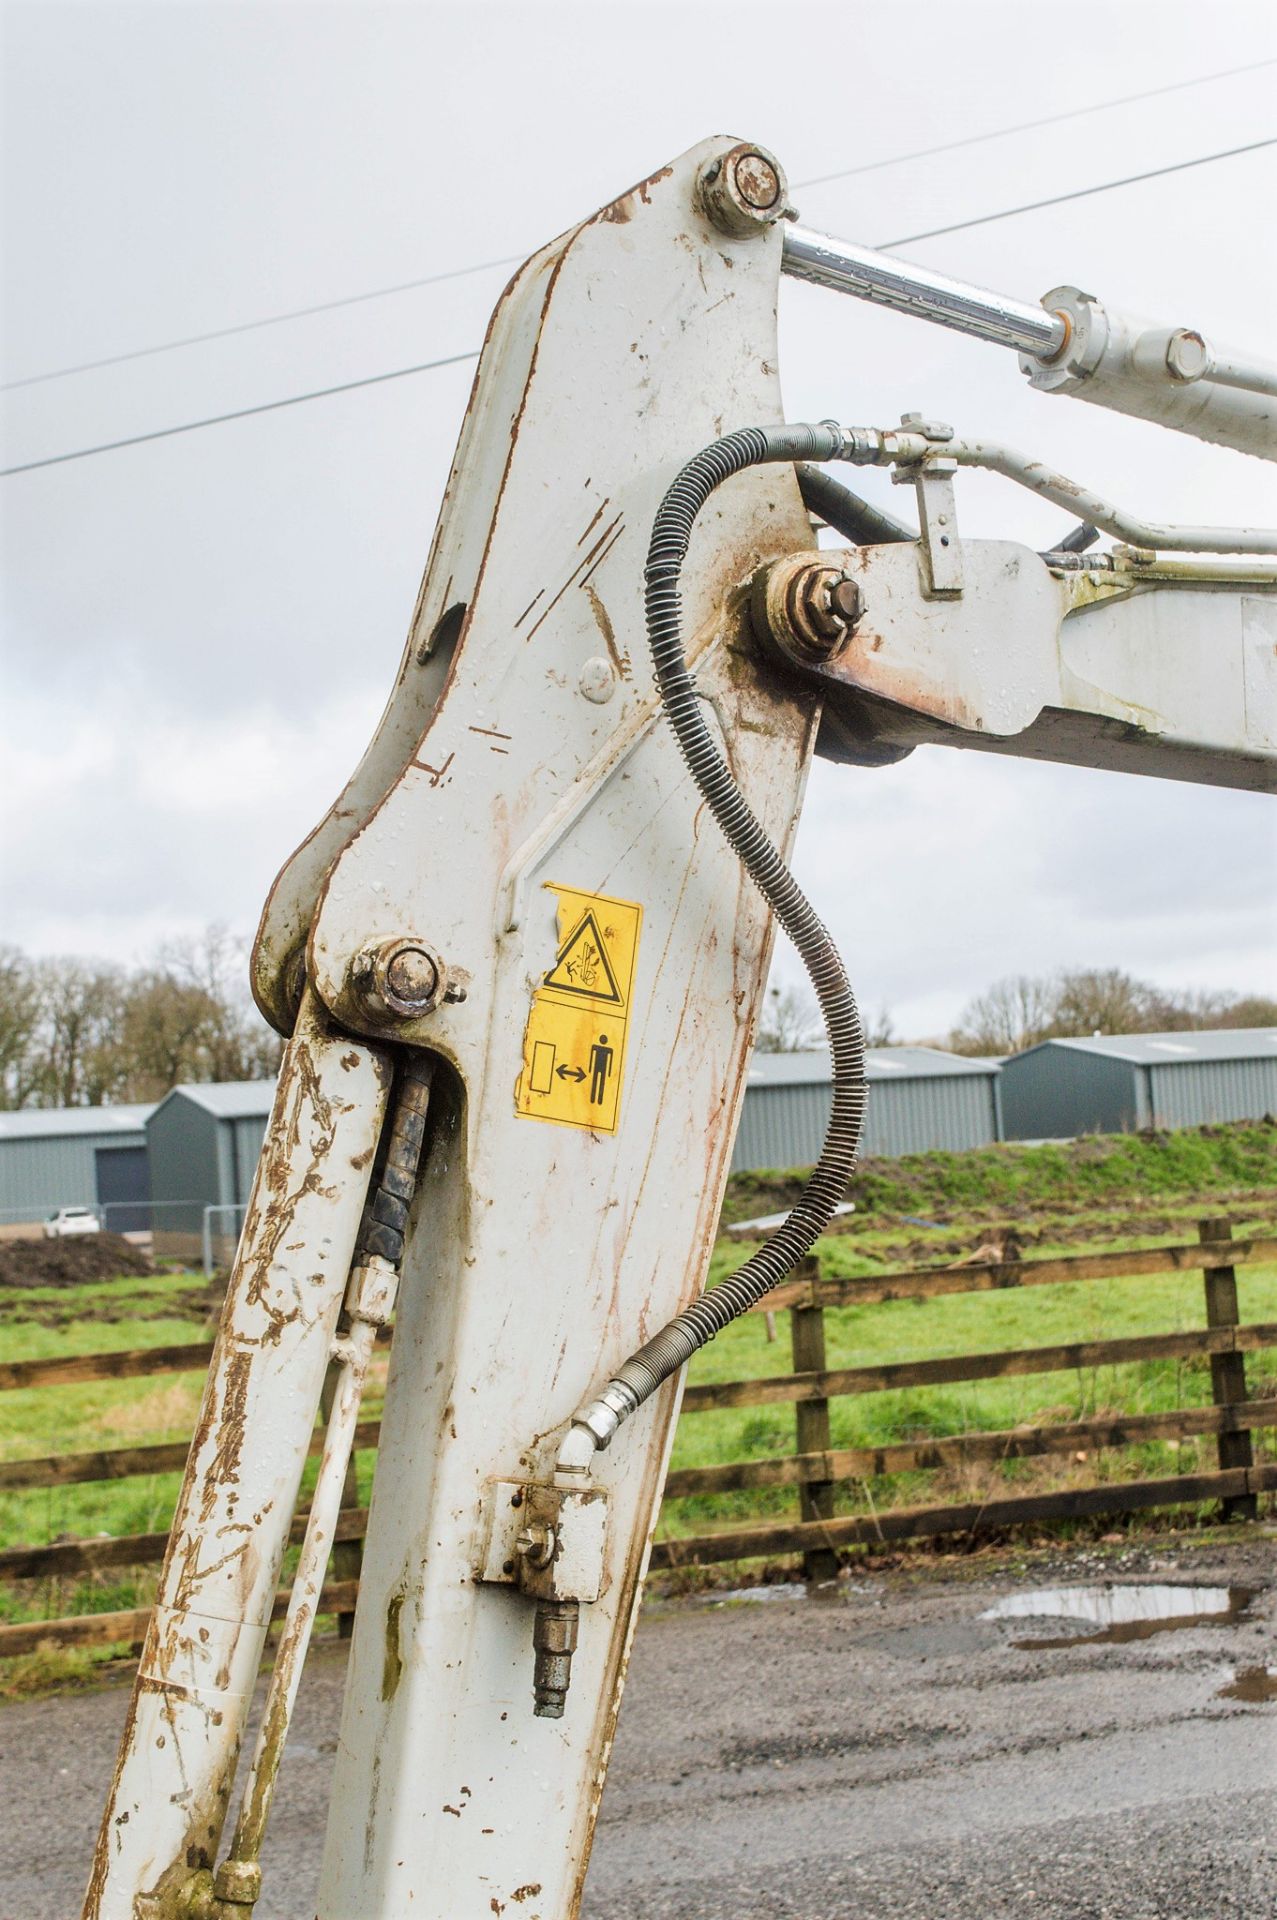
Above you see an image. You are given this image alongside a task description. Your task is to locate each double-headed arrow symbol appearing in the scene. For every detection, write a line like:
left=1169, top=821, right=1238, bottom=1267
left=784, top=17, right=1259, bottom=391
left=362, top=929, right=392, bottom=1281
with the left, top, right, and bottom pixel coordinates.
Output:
left=556, top=1064, right=587, bottom=1083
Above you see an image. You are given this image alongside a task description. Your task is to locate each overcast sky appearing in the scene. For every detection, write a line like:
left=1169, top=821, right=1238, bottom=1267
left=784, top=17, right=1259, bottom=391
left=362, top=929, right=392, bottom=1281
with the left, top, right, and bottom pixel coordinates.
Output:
left=2, top=0, right=1275, bottom=1039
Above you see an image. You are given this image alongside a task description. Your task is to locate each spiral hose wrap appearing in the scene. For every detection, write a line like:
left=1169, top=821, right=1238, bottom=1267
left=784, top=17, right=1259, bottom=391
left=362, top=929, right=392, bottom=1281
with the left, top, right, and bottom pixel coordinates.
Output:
left=599, top=423, right=868, bottom=1415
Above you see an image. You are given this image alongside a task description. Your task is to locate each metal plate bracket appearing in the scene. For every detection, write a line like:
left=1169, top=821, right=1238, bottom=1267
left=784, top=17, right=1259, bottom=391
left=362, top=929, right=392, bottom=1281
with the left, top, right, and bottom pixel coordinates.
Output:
left=477, top=1478, right=610, bottom=1605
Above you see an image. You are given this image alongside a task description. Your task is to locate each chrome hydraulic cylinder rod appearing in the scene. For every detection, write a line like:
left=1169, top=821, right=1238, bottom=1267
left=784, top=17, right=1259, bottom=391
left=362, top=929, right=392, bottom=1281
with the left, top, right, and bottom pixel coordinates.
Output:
left=782, top=227, right=1276, bottom=460
left=781, top=223, right=1067, bottom=357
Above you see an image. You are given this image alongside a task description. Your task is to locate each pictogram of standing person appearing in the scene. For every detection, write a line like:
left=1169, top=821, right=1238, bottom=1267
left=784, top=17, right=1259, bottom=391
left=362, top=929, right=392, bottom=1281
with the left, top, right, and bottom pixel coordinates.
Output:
left=588, top=1033, right=614, bottom=1105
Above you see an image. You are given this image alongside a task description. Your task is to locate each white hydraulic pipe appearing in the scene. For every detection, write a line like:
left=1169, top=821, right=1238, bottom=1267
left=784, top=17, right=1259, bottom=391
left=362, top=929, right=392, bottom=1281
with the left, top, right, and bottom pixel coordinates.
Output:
left=834, top=425, right=1277, bottom=555
left=946, top=439, right=1277, bottom=555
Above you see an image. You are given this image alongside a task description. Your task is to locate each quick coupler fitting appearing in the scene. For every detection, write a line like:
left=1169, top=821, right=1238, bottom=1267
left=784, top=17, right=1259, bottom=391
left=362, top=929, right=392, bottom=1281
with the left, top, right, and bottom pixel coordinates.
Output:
left=532, top=1598, right=580, bottom=1718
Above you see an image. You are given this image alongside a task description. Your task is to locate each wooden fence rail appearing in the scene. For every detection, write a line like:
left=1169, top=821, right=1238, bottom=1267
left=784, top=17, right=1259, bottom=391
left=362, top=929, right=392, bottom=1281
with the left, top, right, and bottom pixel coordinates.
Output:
left=1, top=1218, right=1274, bottom=1655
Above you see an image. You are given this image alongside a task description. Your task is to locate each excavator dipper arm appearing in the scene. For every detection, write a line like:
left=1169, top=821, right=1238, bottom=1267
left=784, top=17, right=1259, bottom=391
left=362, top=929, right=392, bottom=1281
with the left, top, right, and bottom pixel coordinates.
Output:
left=85, top=136, right=1274, bottom=1920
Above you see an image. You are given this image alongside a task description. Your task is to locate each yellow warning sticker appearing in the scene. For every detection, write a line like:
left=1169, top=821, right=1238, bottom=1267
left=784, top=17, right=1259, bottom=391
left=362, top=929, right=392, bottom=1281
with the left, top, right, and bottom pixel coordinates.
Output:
left=515, top=885, right=643, bottom=1134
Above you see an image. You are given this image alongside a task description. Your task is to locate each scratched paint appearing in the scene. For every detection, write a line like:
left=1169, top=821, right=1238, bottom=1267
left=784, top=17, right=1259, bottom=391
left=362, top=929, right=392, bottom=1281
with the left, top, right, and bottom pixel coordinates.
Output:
left=82, top=995, right=390, bottom=1920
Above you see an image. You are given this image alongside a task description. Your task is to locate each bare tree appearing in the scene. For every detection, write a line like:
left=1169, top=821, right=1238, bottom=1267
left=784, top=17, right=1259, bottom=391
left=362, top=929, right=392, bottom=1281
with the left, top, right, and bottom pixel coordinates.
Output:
left=1052, top=967, right=1157, bottom=1036
left=952, top=965, right=1276, bottom=1057
left=864, top=1005, right=897, bottom=1047
left=1208, top=994, right=1277, bottom=1028
left=0, top=948, right=42, bottom=1109
left=0, top=927, right=281, bottom=1107
left=756, top=982, right=824, bottom=1053
left=949, top=973, right=1058, bottom=1055
left=154, top=925, right=281, bottom=1082
left=36, top=960, right=128, bottom=1105
left=116, top=971, right=226, bottom=1100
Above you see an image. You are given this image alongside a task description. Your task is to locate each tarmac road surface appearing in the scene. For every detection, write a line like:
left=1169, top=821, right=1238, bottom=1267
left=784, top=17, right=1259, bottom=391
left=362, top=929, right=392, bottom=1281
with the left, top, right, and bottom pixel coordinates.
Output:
left=4, top=1532, right=1274, bottom=1919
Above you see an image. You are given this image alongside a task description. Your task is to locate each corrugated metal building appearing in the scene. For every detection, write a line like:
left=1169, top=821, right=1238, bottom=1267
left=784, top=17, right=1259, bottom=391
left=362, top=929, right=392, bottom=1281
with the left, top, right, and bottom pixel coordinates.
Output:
left=1000, top=1028, right=1277, bottom=1139
left=146, top=1082, right=275, bottom=1253
left=730, top=1047, right=1003, bottom=1172
left=0, top=1105, right=155, bottom=1228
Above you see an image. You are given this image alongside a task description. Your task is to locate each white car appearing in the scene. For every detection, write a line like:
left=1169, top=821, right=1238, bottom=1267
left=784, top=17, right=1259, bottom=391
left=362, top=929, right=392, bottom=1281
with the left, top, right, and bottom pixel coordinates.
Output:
left=43, top=1205, right=102, bottom=1239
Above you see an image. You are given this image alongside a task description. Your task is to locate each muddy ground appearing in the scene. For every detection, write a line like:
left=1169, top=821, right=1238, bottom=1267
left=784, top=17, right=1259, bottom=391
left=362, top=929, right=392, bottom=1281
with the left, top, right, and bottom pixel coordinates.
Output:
left=3, top=1530, right=1273, bottom=1919
left=0, top=1232, right=153, bottom=1290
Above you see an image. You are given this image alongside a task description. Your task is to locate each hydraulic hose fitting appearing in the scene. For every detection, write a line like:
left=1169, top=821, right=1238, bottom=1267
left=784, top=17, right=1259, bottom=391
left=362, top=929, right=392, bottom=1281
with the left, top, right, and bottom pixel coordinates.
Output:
left=558, top=1382, right=641, bottom=1470
left=532, top=1599, right=580, bottom=1718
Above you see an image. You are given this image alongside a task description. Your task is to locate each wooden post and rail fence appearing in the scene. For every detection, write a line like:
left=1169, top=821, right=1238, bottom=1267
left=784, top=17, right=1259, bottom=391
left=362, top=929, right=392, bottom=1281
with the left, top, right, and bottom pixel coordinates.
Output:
left=1, top=1219, right=1274, bottom=1660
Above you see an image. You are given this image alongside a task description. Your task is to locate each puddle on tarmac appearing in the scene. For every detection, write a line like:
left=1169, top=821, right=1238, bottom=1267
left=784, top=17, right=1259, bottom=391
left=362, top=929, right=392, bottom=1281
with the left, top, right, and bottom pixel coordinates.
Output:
left=982, top=1583, right=1255, bottom=1649
left=1217, top=1666, right=1277, bottom=1703
left=696, top=1579, right=869, bottom=1609
left=703, top=1581, right=809, bottom=1606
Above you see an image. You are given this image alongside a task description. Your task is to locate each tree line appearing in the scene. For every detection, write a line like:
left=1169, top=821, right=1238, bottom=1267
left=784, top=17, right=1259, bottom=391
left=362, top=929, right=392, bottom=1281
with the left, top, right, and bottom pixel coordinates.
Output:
left=0, top=928, right=282, bottom=1108
left=4, top=940, right=1272, bottom=1103
left=757, top=968, right=1275, bottom=1057
left=949, top=967, right=1275, bottom=1055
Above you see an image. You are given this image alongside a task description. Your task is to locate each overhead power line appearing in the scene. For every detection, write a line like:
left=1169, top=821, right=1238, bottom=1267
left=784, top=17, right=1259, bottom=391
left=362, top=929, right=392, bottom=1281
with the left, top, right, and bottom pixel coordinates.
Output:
left=884, top=134, right=1277, bottom=248
left=3, top=135, right=1274, bottom=480
left=0, top=254, right=523, bottom=394
left=794, top=55, right=1277, bottom=192
left=4, top=53, right=1273, bottom=394
left=0, top=350, right=481, bottom=476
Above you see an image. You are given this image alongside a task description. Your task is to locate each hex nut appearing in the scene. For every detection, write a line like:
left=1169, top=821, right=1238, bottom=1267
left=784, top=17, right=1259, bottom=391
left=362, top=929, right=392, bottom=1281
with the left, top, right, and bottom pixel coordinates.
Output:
left=213, top=1860, right=263, bottom=1905
left=752, top=553, right=864, bottom=666
left=697, top=142, right=789, bottom=238
left=1166, top=329, right=1210, bottom=383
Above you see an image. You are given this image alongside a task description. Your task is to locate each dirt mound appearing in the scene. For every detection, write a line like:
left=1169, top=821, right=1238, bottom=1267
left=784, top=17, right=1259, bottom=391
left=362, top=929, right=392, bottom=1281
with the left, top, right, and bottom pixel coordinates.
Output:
left=0, top=1233, right=153, bottom=1289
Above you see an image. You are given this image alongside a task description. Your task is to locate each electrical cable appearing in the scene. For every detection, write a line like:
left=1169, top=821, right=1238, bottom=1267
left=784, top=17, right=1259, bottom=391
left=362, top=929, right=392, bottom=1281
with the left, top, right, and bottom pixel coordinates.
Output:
left=4, top=135, right=1273, bottom=479
left=5, top=53, right=1271, bottom=394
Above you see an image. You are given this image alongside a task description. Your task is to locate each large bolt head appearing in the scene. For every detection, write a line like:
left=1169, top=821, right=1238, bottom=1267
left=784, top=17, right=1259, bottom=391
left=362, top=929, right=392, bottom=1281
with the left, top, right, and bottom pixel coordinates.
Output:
left=351, top=939, right=447, bottom=1020
left=384, top=945, right=440, bottom=1010
left=830, top=577, right=864, bottom=627
left=752, top=553, right=865, bottom=667
left=697, top=142, right=789, bottom=238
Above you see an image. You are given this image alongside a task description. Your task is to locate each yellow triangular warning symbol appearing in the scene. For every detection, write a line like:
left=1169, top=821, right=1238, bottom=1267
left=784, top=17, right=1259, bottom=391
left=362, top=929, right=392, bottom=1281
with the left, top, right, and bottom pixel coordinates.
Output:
left=543, top=910, right=623, bottom=1004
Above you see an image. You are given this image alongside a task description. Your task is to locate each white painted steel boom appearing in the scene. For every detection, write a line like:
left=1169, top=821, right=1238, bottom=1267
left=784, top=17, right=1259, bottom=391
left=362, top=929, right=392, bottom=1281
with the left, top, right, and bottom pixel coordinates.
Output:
left=85, top=137, right=1275, bottom=1920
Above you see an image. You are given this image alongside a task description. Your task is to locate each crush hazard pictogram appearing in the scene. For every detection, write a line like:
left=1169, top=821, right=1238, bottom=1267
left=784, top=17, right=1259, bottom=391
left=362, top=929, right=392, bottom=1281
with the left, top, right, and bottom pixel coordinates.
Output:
left=542, top=910, right=623, bottom=1004
left=515, top=885, right=642, bottom=1134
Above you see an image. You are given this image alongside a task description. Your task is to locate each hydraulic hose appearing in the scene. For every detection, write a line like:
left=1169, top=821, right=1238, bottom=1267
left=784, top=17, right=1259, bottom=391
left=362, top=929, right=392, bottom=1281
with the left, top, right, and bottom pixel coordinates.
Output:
left=796, top=462, right=914, bottom=546
left=562, top=423, right=868, bottom=1465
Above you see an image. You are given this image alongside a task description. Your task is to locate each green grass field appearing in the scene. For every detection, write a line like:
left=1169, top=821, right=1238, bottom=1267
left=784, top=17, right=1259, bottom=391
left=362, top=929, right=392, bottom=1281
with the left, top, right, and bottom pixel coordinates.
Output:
left=1, top=1122, right=1274, bottom=1683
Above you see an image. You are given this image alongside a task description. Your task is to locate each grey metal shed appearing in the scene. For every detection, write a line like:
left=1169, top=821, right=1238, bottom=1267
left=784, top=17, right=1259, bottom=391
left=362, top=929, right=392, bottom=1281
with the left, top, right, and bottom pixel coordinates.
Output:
left=730, top=1047, right=1003, bottom=1173
left=999, top=1028, right=1277, bottom=1140
left=0, top=1104, right=154, bottom=1230
left=146, top=1081, right=275, bottom=1258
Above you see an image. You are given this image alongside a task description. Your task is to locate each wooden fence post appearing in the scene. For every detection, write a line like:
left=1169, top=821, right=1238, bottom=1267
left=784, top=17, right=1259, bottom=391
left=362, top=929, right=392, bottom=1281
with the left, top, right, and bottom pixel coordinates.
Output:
left=1200, top=1217, right=1256, bottom=1522
left=790, top=1258, right=839, bottom=1582
left=320, top=1361, right=363, bottom=1636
